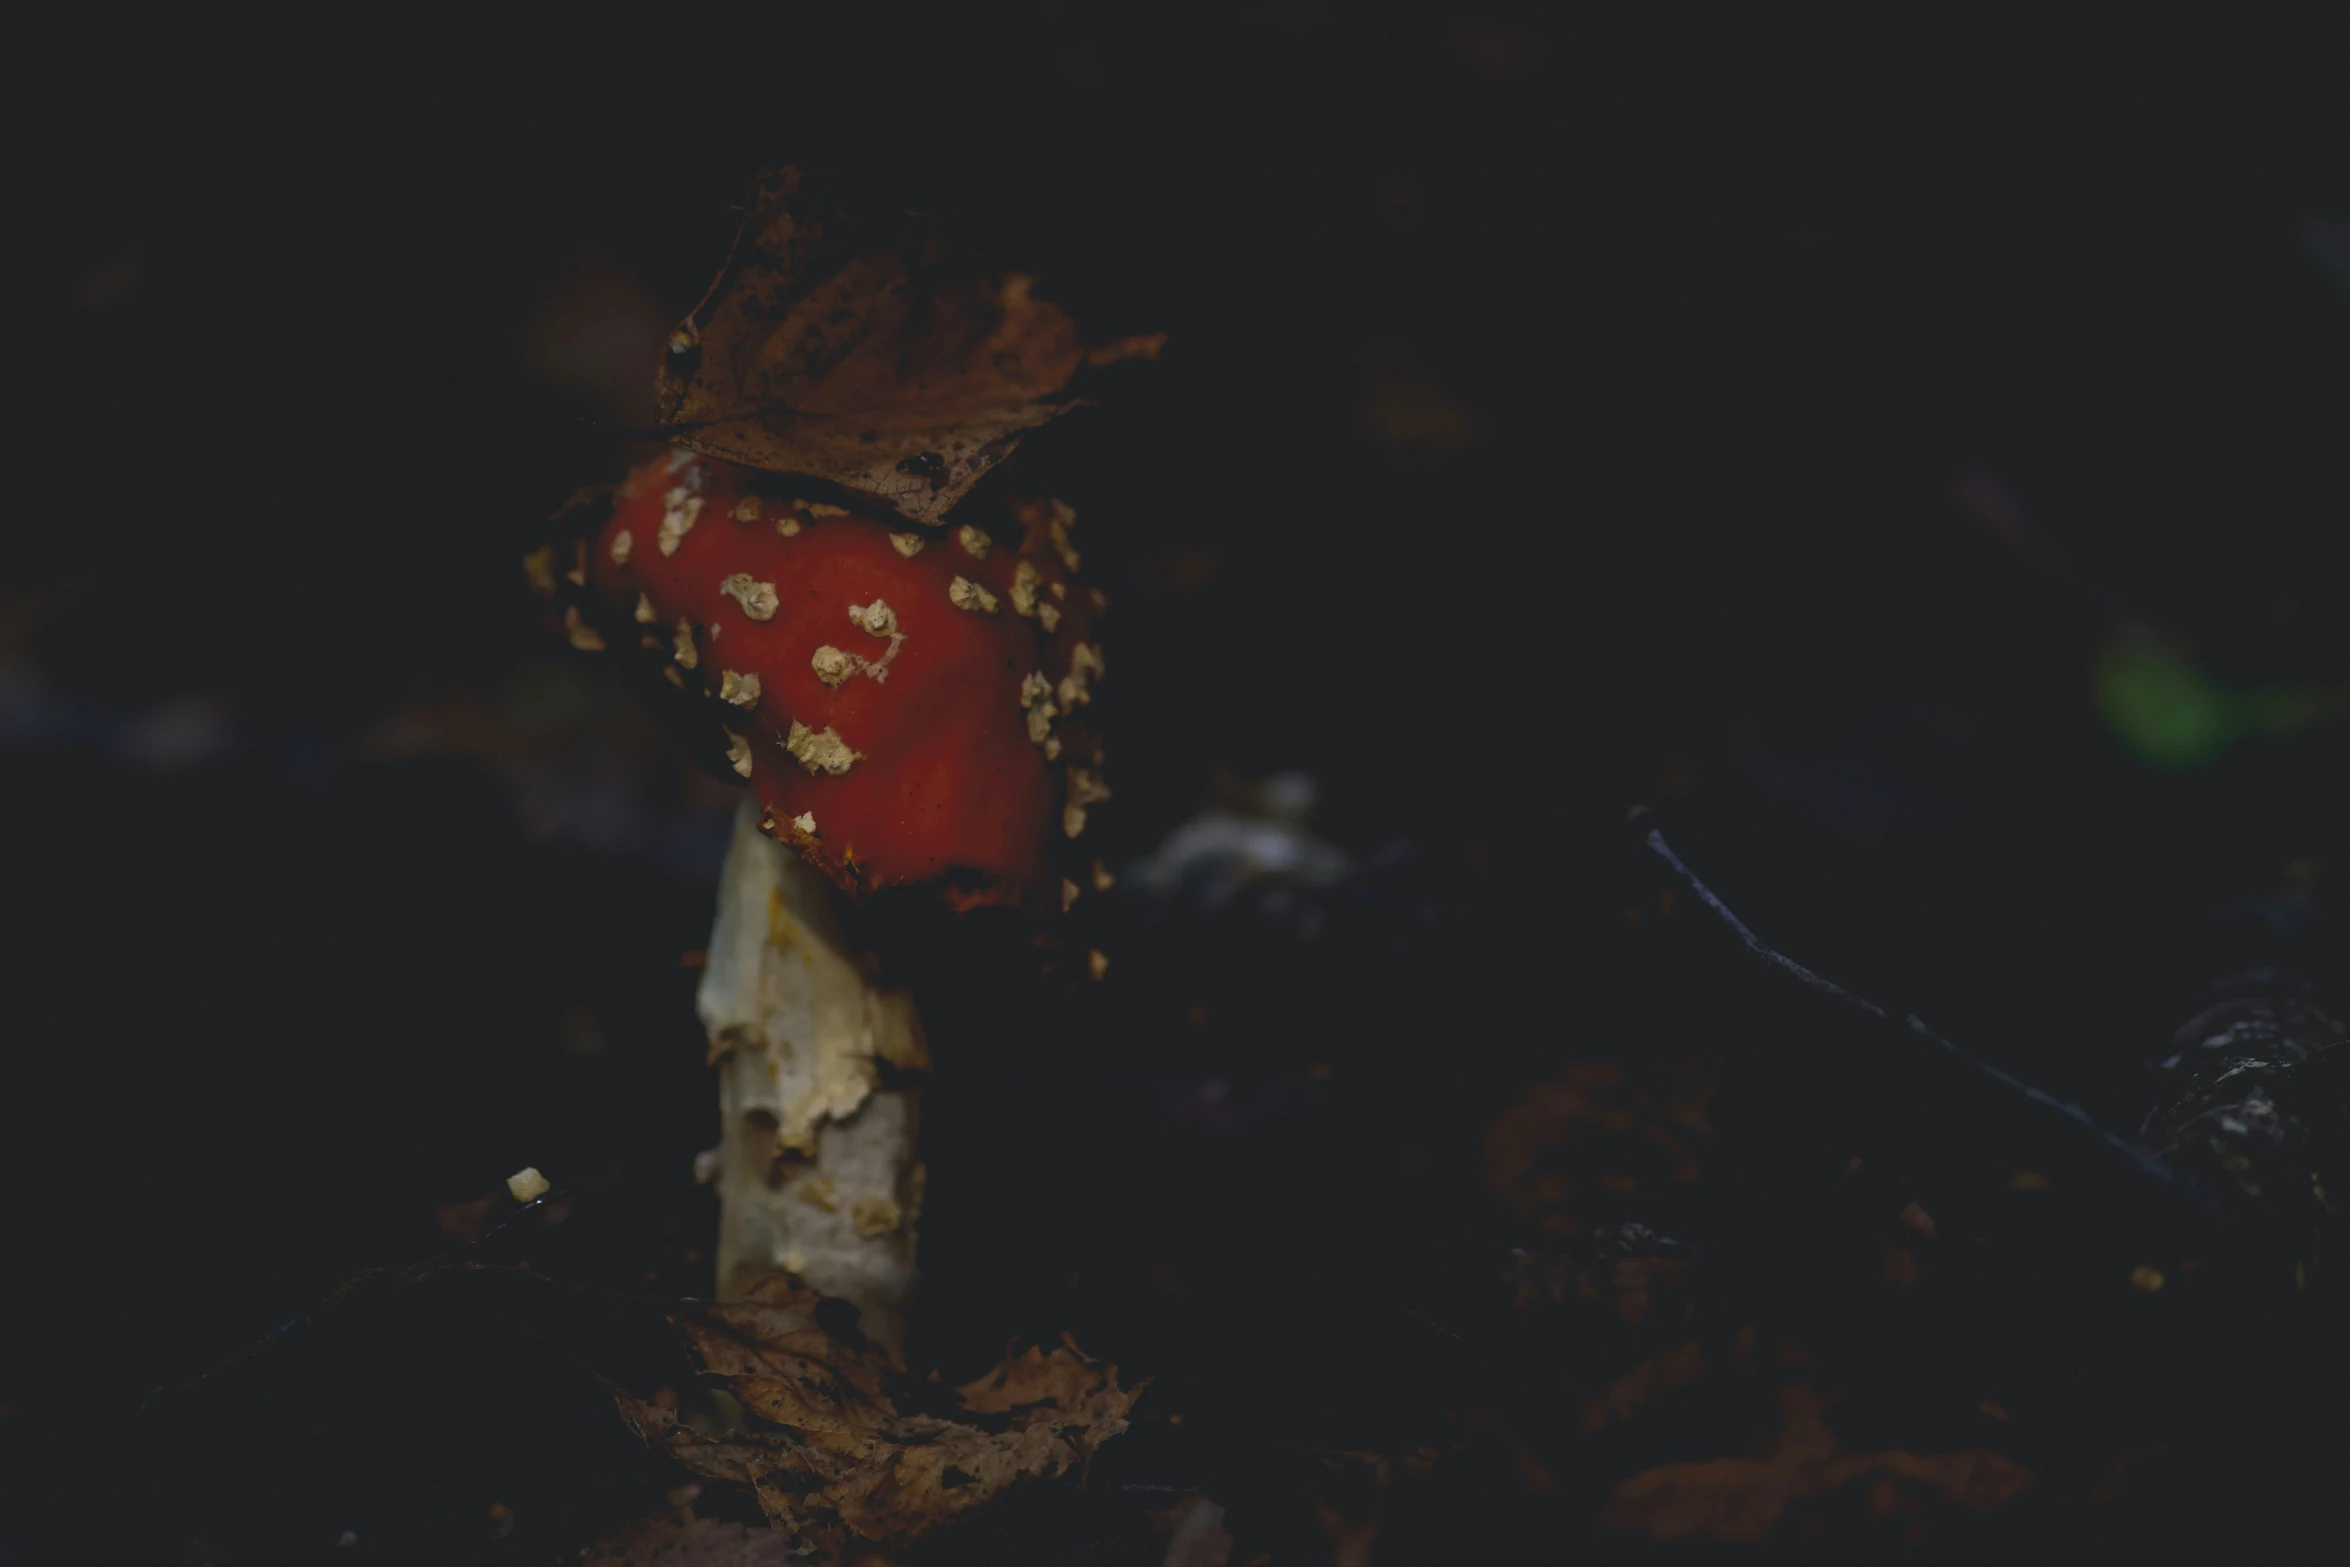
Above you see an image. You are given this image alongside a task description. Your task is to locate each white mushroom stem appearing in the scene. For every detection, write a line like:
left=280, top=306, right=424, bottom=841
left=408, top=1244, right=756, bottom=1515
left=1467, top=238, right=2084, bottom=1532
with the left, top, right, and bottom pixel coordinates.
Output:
left=696, top=797, right=929, bottom=1355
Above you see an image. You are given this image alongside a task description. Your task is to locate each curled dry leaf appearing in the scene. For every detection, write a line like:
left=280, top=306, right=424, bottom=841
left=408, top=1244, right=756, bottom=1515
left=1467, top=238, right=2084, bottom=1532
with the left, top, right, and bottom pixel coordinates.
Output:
left=656, top=167, right=1164, bottom=528
left=613, top=1278, right=1142, bottom=1555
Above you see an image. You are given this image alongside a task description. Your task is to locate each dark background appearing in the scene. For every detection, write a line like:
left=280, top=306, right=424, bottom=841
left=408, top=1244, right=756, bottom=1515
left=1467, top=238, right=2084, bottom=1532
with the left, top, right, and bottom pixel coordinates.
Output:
left=4, top=6, right=2349, bottom=1561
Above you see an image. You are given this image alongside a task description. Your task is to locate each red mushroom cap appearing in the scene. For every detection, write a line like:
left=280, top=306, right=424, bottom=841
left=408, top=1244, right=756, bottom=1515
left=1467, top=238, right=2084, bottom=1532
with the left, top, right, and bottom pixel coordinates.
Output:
left=581, top=451, right=1105, bottom=908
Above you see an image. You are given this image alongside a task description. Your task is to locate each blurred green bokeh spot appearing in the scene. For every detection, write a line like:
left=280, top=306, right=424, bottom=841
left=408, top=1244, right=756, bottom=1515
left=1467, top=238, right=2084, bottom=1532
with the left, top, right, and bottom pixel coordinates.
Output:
left=2093, top=623, right=2348, bottom=769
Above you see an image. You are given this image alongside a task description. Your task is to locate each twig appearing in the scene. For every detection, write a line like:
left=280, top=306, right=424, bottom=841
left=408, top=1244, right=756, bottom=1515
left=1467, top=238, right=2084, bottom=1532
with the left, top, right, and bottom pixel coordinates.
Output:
left=1631, top=810, right=2223, bottom=1217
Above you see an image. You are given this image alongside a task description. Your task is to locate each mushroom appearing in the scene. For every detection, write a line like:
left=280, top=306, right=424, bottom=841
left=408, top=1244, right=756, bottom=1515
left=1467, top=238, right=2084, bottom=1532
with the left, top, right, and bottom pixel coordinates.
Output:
left=531, top=164, right=1153, bottom=1353
left=575, top=455, right=1108, bottom=1353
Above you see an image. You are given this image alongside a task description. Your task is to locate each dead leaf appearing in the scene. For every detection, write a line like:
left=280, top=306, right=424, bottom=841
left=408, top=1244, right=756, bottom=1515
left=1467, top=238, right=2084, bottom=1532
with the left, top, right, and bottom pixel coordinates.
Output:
left=1482, top=1058, right=1719, bottom=1238
left=1601, top=1383, right=2031, bottom=1544
left=582, top=1510, right=798, bottom=1565
left=1581, top=1339, right=1710, bottom=1432
left=655, top=167, right=1163, bottom=528
left=1505, top=1244, right=1696, bottom=1329
left=613, top=1278, right=1142, bottom=1555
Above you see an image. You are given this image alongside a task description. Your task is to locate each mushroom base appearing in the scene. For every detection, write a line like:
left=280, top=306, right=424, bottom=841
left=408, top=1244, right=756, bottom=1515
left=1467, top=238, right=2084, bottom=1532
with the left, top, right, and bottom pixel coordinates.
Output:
left=698, top=798, right=931, bottom=1355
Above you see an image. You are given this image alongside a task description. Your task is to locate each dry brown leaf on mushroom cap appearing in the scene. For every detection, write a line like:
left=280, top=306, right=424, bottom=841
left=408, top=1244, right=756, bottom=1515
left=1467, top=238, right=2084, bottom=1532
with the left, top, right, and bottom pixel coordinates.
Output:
left=611, top=1277, right=1143, bottom=1554
left=655, top=167, right=1164, bottom=528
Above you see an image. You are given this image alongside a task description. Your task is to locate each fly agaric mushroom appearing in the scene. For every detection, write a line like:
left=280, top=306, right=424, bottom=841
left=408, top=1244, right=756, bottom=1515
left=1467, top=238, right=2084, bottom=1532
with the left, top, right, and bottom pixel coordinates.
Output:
left=532, top=166, right=1153, bottom=1354
left=561, top=455, right=1111, bottom=1352
left=590, top=461, right=1105, bottom=904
